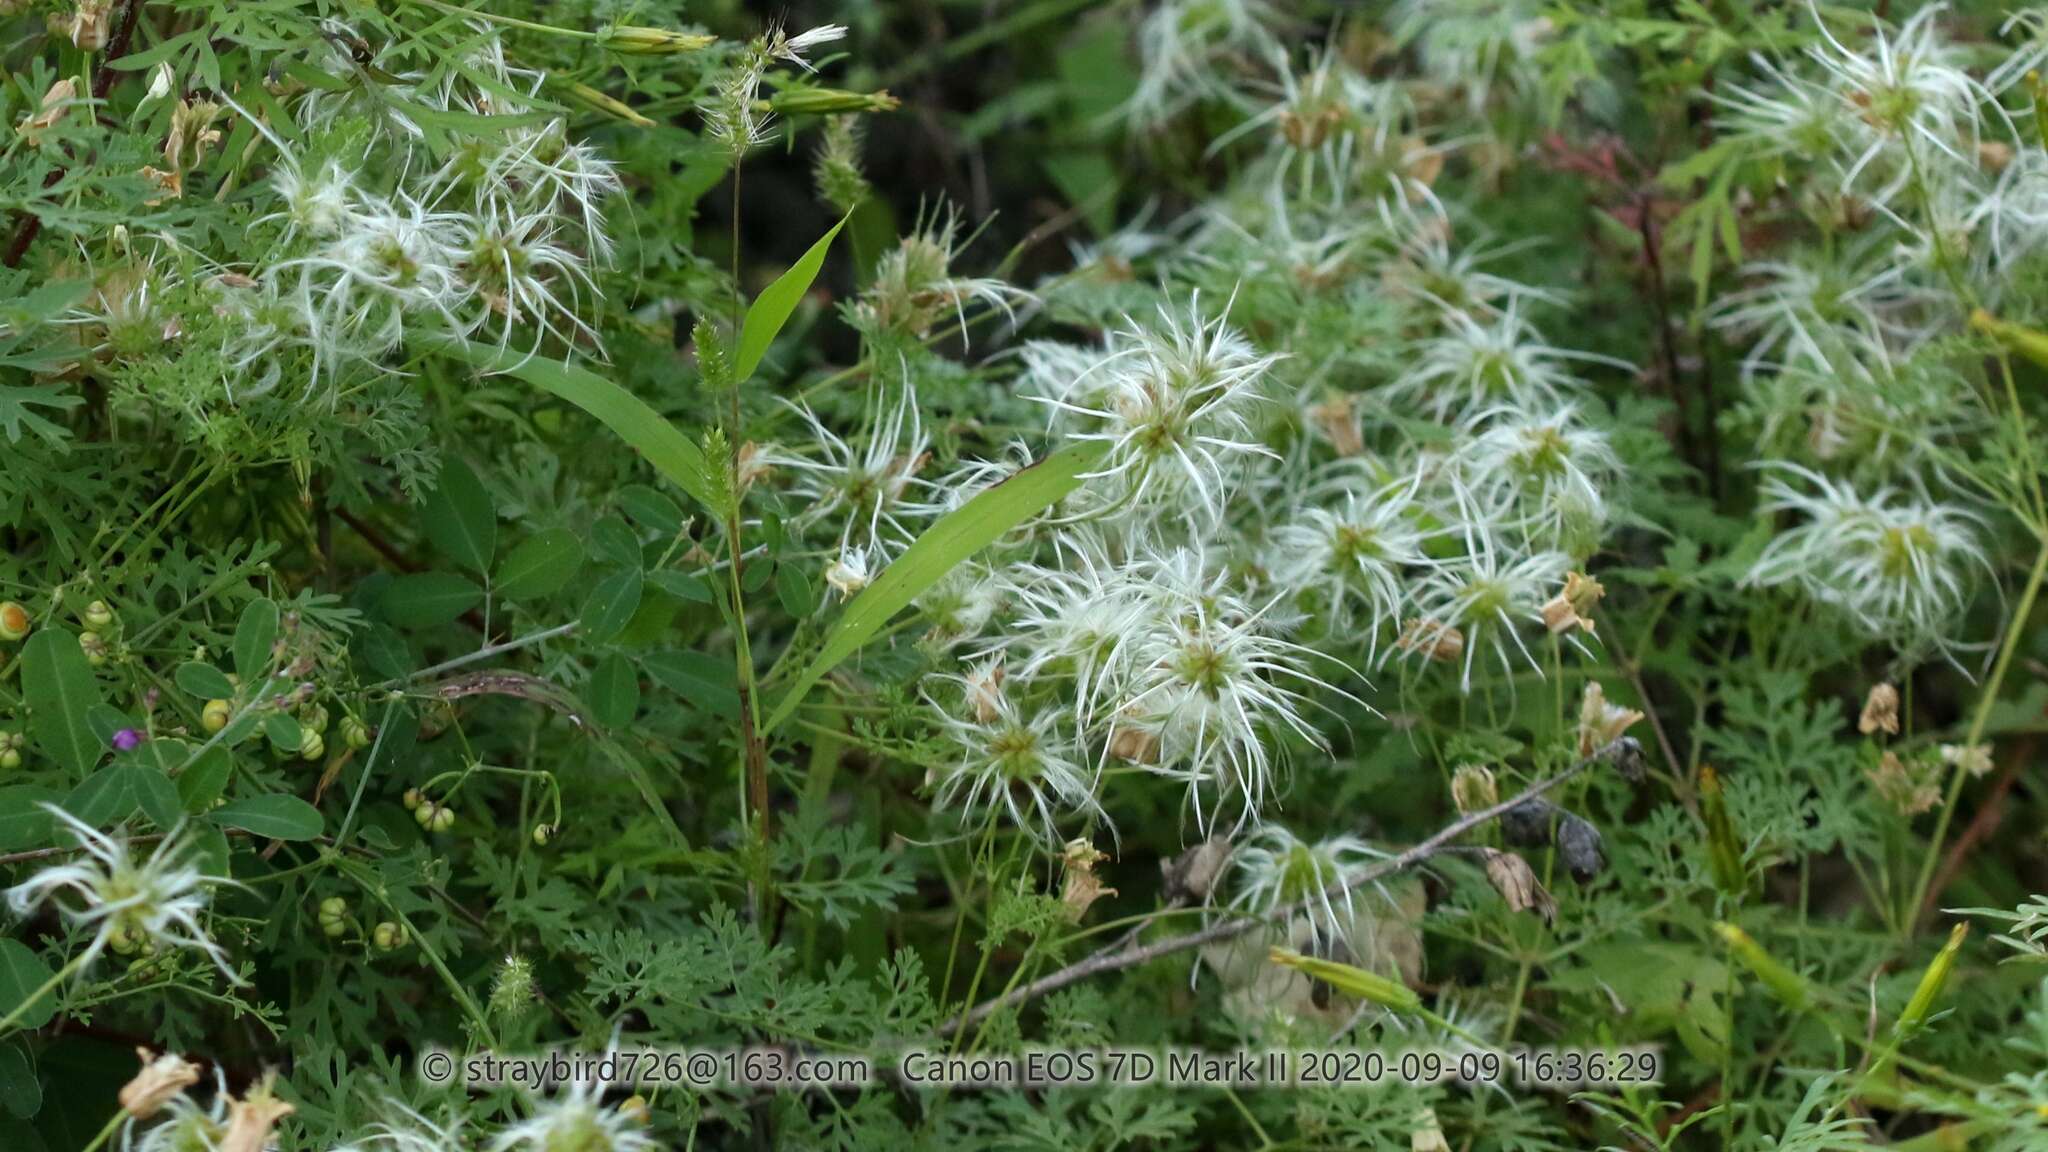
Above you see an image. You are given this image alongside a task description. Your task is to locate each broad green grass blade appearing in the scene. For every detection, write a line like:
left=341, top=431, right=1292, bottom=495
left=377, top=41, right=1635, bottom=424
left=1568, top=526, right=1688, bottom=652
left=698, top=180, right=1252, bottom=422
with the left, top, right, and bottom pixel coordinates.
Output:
left=736, top=212, right=850, bottom=383
left=763, top=441, right=1104, bottom=734
left=437, top=338, right=726, bottom=517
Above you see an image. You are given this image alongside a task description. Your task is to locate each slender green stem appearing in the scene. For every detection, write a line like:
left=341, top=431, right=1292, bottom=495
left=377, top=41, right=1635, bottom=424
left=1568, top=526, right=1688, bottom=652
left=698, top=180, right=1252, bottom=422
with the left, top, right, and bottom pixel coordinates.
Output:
left=78, top=1109, right=123, bottom=1152
left=1902, top=538, right=2048, bottom=937
left=0, top=951, right=84, bottom=1036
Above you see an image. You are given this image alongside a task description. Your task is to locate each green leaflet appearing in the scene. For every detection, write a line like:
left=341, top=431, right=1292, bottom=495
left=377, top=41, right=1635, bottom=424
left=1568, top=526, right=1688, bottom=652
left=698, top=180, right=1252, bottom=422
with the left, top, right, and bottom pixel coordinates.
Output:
left=434, top=338, right=726, bottom=518
left=763, top=441, right=1105, bottom=734
left=736, top=212, right=850, bottom=383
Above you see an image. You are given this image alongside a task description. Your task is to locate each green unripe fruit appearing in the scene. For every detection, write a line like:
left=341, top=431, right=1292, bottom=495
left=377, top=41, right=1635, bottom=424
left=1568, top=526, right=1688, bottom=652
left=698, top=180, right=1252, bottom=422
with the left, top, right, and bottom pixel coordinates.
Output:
left=79, top=632, right=108, bottom=667
left=402, top=787, right=422, bottom=810
left=0, top=748, right=17, bottom=771
left=202, top=699, right=232, bottom=733
left=532, top=823, right=555, bottom=846
left=340, top=715, right=370, bottom=749
left=319, top=896, right=347, bottom=917
left=413, top=800, right=436, bottom=827
left=372, top=922, right=407, bottom=951
left=299, top=728, right=325, bottom=762
left=431, top=806, right=455, bottom=833
left=299, top=704, right=329, bottom=733
left=107, top=921, right=139, bottom=955
left=82, top=600, right=114, bottom=632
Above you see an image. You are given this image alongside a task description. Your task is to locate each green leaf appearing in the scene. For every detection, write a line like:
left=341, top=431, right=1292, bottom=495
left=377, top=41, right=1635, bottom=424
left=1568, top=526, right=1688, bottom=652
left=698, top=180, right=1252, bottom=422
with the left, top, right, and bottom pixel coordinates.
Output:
left=421, top=457, right=496, bottom=574
left=581, top=568, right=643, bottom=643
left=0, top=788, right=60, bottom=851
left=64, top=766, right=144, bottom=827
left=644, top=649, right=739, bottom=719
left=383, top=572, right=483, bottom=628
left=262, top=713, right=304, bottom=753
left=211, top=794, right=325, bottom=841
left=20, top=630, right=104, bottom=778
left=736, top=212, right=850, bottom=383
left=647, top=570, right=714, bottom=604
left=233, top=597, right=279, bottom=683
left=434, top=338, right=725, bottom=517
left=0, top=1039, right=39, bottom=1118
left=588, top=654, right=641, bottom=727
left=175, top=745, right=233, bottom=813
left=174, top=662, right=236, bottom=701
left=617, top=484, right=685, bottom=536
left=590, top=515, right=643, bottom=569
left=496, top=529, right=584, bottom=601
left=775, top=562, right=816, bottom=617
left=764, top=441, right=1103, bottom=733
left=0, top=941, right=57, bottom=1032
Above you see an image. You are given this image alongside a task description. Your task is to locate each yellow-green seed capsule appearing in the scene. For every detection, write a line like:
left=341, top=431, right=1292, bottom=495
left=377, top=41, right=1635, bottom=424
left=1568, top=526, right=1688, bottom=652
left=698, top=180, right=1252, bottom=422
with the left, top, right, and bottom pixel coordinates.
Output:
left=372, top=922, right=406, bottom=951
left=1715, top=922, right=1814, bottom=1011
left=299, top=728, right=325, bottom=762
left=0, top=601, right=30, bottom=642
left=1267, top=948, right=1423, bottom=1014
left=1699, top=766, right=1747, bottom=897
left=0, top=748, right=18, bottom=771
left=202, top=699, right=232, bottom=733
left=769, top=87, right=901, bottom=116
left=605, top=25, right=715, bottom=54
left=532, top=823, right=555, bottom=846
left=1898, top=923, right=1969, bottom=1035
left=79, top=632, right=108, bottom=666
left=402, top=787, right=422, bottom=810
left=82, top=600, right=114, bottom=632
left=431, top=806, right=455, bottom=833
left=340, top=715, right=370, bottom=749
left=107, top=922, right=139, bottom=955
left=414, top=801, right=436, bottom=827
left=563, top=82, right=655, bottom=127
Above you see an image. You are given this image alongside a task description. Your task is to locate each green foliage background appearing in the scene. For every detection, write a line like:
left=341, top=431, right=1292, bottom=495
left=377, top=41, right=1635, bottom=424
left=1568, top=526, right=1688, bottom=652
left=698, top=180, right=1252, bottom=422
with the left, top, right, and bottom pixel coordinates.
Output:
left=3, top=0, right=2048, bottom=1149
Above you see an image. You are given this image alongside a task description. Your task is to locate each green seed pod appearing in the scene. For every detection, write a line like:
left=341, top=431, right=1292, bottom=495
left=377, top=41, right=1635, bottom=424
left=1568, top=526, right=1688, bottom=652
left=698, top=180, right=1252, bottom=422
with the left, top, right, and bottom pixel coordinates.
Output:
left=1267, top=947, right=1423, bottom=1014
left=402, top=787, right=422, bottom=811
left=1699, top=766, right=1747, bottom=897
left=562, top=81, right=655, bottom=128
left=79, top=631, right=109, bottom=667
left=1715, top=922, right=1814, bottom=1012
left=414, top=801, right=437, bottom=827
left=0, top=601, right=30, bottom=642
left=318, top=896, right=347, bottom=918
left=82, top=600, right=114, bottom=632
left=770, top=86, right=900, bottom=116
left=431, top=806, right=455, bottom=833
left=532, top=823, right=555, bottom=846
left=299, top=728, right=325, bottom=762
left=605, top=25, right=715, bottom=54
left=0, top=748, right=18, bottom=771
left=1897, top=923, right=1969, bottom=1036
left=299, top=703, right=329, bottom=734
left=201, top=699, right=232, bottom=733
left=107, top=921, right=139, bottom=955
left=340, top=715, right=370, bottom=750
left=372, top=921, right=406, bottom=951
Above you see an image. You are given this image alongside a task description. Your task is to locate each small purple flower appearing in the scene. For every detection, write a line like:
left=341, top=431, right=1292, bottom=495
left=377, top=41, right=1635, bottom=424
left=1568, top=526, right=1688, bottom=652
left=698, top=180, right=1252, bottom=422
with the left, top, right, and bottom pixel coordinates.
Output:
left=111, top=728, right=143, bottom=752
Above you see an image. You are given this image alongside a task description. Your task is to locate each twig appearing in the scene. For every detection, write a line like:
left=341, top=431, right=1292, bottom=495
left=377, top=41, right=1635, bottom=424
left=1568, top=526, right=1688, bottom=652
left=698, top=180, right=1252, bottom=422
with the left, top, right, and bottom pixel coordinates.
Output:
left=939, top=750, right=1610, bottom=1034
